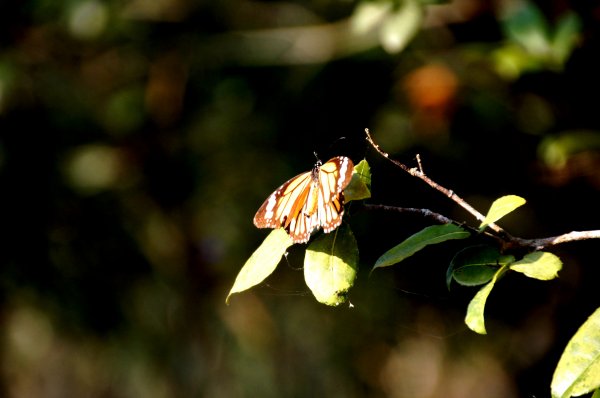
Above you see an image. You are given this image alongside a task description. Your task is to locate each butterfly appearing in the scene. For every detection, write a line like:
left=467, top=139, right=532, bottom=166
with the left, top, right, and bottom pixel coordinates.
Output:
left=254, top=156, right=354, bottom=244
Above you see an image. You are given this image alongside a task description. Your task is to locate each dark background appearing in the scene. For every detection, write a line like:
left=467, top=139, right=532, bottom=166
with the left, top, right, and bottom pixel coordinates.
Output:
left=0, top=0, right=599, bottom=397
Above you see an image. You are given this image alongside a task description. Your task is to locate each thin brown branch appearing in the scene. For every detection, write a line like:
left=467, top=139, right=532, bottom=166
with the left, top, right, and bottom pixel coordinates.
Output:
left=362, top=204, right=501, bottom=242
left=363, top=204, right=455, bottom=225
left=508, top=230, right=600, bottom=250
left=364, top=128, right=506, bottom=235
left=363, top=205, right=600, bottom=250
left=363, top=128, right=600, bottom=250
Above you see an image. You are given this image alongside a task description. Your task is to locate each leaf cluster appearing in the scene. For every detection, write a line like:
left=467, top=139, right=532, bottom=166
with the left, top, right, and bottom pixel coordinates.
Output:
left=230, top=157, right=600, bottom=397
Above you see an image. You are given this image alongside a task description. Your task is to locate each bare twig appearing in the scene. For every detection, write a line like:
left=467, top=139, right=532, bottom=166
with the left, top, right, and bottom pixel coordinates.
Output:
left=363, top=128, right=600, bottom=250
left=363, top=204, right=455, bottom=225
left=364, top=128, right=507, bottom=235
left=508, top=231, right=600, bottom=250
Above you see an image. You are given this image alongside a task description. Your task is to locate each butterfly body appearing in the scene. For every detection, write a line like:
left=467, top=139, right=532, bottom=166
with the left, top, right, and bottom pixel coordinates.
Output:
left=254, top=156, right=354, bottom=243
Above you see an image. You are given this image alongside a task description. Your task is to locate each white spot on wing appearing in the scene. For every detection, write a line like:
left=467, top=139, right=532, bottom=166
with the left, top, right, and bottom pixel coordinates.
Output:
left=338, top=157, right=350, bottom=191
left=264, top=191, right=278, bottom=219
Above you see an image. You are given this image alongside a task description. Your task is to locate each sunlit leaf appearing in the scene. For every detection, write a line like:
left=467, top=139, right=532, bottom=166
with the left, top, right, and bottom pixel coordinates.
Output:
left=345, top=159, right=371, bottom=202
left=510, top=251, right=562, bottom=280
left=551, top=307, right=600, bottom=398
left=350, top=1, right=392, bottom=34
left=226, top=229, right=293, bottom=303
left=379, top=0, right=423, bottom=54
left=447, top=245, right=513, bottom=289
left=479, top=195, right=526, bottom=230
left=373, top=224, right=469, bottom=270
left=465, top=264, right=509, bottom=334
left=304, top=224, right=358, bottom=306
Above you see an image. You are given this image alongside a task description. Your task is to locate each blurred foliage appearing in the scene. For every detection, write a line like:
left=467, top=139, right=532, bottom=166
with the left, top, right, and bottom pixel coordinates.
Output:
left=0, top=0, right=599, bottom=397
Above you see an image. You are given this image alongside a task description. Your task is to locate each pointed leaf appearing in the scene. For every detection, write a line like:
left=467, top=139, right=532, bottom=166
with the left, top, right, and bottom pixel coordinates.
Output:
left=510, top=251, right=562, bottom=280
left=447, top=245, right=514, bottom=289
left=480, top=195, right=527, bottom=230
left=345, top=159, right=371, bottom=202
left=465, top=281, right=495, bottom=335
left=465, top=264, right=510, bottom=334
left=373, top=224, right=469, bottom=270
left=304, top=224, right=358, bottom=306
left=226, top=229, right=293, bottom=303
left=551, top=307, right=600, bottom=398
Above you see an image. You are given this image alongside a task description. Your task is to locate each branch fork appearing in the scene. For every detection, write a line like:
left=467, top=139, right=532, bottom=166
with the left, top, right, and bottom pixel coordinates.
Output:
left=364, top=128, right=600, bottom=250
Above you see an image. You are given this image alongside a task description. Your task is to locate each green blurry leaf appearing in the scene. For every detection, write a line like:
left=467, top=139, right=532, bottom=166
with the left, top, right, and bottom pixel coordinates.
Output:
left=0, top=61, right=17, bottom=114
left=503, top=1, right=550, bottom=56
left=465, top=264, right=509, bottom=334
left=379, top=0, right=423, bottom=54
left=592, top=388, right=600, bottom=398
left=499, top=2, right=580, bottom=75
left=305, top=224, right=358, bottom=306
left=510, top=251, right=562, bottom=280
left=479, top=195, right=526, bottom=230
left=447, top=245, right=514, bottom=289
left=64, top=144, right=126, bottom=194
left=68, top=0, right=109, bottom=40
left=345, top=159, right=371, bottom=202
left=551, top=307, right=600, bottom=398
left=538, top=130, right=600, bottom=168
left=493, top=43, right=542, bottom=80
left=226, top=229, right=293, bottom=303
left=350, top=1, right=392, bottom=34
left=552, top=12, right=581, bottom=65
left=104, top=87, right=146, bottom=136
left=373, top=224, right=469, bottom=270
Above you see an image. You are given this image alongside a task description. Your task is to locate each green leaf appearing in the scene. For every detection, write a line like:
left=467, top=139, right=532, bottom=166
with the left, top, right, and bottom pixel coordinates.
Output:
left=373, top=224, right=469, bottom=270
left=350, top=1, right=392, bottom=35
left=551, top=307, right=600, bottom=398
left=510, top=251, right=562, bottom=280
left=502, top=1, right=550, bottom=56
left=304, top=224, right=359, bottom=306
left=552, top=12, right=581, bottom=65
left=592, top=388, right=600, bottom=398
left=479, top=195, right=526, bottom=230
left=446, top=245, right=514, bottom=289
left=226, top=229, right=293, bottom=303
left=465, top=264, right=510, bottom=334
left=379, top=0, right=423, bottom=54
left=345, top=159, right=371, bottom=202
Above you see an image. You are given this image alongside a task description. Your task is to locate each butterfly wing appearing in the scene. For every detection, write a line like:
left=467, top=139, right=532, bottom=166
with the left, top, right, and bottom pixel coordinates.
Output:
left=316, top=156, right=354, bottom=232
left=254, top=156, right=354, bottom=244
left=253, top=170, right=313, bottom=230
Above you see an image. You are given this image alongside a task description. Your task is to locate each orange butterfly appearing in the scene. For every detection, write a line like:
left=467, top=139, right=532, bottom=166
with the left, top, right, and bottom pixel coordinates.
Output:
left=254, top=156, right=354, bottom=243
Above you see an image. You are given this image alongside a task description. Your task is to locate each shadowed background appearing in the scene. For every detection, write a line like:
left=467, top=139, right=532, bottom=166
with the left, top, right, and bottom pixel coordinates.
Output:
left=1, top=0, right=599, bottom=397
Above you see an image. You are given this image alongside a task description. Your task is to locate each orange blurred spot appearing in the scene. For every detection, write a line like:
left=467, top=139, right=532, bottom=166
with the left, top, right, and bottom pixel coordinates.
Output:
left=404, top=63, right=458, bottom=111
left=402, top=63, right=458, bottom=136
left=145, top=53, right=188, bottom=127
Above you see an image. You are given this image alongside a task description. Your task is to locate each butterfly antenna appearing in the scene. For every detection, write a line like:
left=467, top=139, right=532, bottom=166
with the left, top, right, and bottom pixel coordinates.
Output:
left=325, top=136, right=347, bottom=154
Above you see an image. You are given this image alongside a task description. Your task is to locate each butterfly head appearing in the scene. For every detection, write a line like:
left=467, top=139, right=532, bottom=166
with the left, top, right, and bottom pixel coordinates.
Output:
left=311, top=158, right=323, bottom=181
